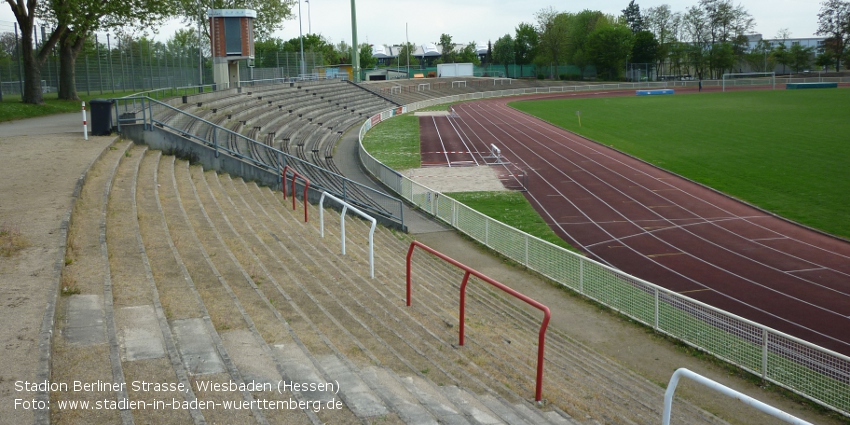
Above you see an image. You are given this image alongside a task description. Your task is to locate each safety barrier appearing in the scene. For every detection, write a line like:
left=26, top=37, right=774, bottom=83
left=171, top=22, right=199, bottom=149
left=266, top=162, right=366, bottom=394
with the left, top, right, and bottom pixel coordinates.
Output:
left=663, top=368, right=812, bottom=425
left=405, top=241, right=550, bottom=402
left=319, top=192, right=376, bottom=279
left=358, top=87, right=850, bottom=417
left=282, top=165, right=310, bottom=222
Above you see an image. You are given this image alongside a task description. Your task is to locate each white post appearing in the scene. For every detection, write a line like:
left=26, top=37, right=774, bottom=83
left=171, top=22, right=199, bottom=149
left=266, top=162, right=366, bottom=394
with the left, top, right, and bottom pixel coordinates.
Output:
left=82, top=101, right=88, bottom=140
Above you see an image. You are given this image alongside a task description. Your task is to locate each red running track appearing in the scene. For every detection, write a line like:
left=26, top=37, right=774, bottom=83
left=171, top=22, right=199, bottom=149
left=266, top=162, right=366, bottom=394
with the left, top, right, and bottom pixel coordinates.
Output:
left=420, top=89, right=850, bottom=356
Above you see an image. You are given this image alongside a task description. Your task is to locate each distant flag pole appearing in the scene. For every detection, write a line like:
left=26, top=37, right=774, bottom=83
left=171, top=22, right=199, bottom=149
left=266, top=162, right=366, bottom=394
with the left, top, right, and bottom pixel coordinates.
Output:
left=576, top=110, right=581, bottom=127
left=82, top=101, right=88, bottom=140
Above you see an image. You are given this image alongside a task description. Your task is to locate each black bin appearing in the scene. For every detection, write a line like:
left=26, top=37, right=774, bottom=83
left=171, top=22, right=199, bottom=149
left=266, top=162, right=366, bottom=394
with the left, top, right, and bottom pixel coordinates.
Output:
left=89, top=99, right=114, bottom=136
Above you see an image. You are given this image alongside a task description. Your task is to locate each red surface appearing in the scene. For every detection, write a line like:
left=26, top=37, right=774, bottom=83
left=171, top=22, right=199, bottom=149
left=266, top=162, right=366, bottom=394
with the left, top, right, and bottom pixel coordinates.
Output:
left=419, top=87, right=850, bottom=356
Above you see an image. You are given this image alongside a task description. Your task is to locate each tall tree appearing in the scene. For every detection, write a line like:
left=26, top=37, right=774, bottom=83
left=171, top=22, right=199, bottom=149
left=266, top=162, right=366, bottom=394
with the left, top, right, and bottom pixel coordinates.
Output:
left=816, top=0, right=850, bottom=71
left=587, top=24, right=634, bottom=80
left=567, top=10, right=607, bottom=68
left=5, top=0, right=66, bottom=103
left=631, top=31, right=658, bottom=65
left=788, top=44, right=814, bottom=73
left=438, top=33, right=454, bottom=63
left=492, top=34, right=515, bottom=77
left=514, top=22, right=538, bottom=78
left=43, top=0, right=173, bottom=100
left=535, top=7, right=571, bottom=78
left=772, top=43, right=791, bottom=75
left=744, top=39, right=775, bottom=72
left=456, top=42, right=481, bottom=65
left=645, top=4, right=678, bottom=76
left=622, top=0, right=644, bottom=33
left=358, top=43, right=376, bottom=69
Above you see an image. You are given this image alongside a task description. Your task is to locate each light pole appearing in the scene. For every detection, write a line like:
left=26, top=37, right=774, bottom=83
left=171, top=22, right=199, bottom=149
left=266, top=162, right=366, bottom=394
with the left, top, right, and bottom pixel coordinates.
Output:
left=305, top=0, right=312, bottom=34
left=298, top=0, right=306, bottom=77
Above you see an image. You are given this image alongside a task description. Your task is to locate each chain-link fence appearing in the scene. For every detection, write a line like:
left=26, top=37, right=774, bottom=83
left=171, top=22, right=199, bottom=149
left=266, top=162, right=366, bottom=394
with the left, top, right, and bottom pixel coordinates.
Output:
left=0, top=22, right=330, bottom=100
left=358, top=86, right=850, bottom=418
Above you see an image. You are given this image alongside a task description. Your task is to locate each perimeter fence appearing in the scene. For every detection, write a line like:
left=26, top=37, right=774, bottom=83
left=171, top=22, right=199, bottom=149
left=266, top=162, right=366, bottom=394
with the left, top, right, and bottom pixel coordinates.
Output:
left=356, top=83, right=850, bottom=418
left=0, top=21, right=325, bottom=100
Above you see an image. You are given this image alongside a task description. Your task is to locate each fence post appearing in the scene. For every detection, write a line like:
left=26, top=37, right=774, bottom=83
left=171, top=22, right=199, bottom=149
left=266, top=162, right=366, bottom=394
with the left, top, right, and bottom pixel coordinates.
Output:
left=579, top=259, right=584, bottom=293
left=762, top=328, right=769, bottom=380
left=654, top=288, right=659, bottom=330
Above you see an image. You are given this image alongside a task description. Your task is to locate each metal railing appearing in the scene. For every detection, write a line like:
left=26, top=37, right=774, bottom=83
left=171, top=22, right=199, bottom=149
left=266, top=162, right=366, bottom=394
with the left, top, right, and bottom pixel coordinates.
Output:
left=282, top=166, right=310, bottom=223
left=663, top=368, right=812, bottom=425
left=319, top=192, right=376, bottom=279
left=357, top=86, right=850, bottom=417
left=405, top=241, right=550, bottom=402
left=114, top=95, right=405, bottom=226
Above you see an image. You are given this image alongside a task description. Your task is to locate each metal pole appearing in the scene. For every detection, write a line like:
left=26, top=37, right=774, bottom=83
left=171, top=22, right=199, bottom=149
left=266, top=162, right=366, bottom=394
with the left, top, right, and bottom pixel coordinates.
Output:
left=198, top=0, right=203, bottom=86
left=107, top=34, right=115, bottom=94
left=306, top=0, right=311, bottom=34
left=96, top=34, right=103, bottom=94
left=350, top=0, right=359, bottom=82
left=406, top=23, right=409, bottom=78
left=298, top=0, right=306, bottom=77
left=85, top=53, right=91, bottom=96
left=14, top=23, right=23, bottom=96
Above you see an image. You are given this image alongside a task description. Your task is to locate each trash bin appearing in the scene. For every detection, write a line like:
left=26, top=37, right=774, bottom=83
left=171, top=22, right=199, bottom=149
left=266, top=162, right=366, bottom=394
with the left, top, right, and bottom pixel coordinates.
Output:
left=89, top=99, right=114, bottom=136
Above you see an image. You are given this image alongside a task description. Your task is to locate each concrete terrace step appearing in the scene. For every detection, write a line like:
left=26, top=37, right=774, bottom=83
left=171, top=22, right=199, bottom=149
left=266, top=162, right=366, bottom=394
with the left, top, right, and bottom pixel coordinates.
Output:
left=247, top=181, right=727, bottom=425
left=63, top=136, right=727, bottom=424
left=53, top=140, right=131, bottom=425
left=222, top=174, right=576, bottom=422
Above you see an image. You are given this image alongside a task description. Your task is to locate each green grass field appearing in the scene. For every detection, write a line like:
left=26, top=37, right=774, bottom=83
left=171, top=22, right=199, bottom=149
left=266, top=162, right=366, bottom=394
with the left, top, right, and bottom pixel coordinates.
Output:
left=361, top=114, right=421, bottom=170
left=511, top=88, right=850, bottom=239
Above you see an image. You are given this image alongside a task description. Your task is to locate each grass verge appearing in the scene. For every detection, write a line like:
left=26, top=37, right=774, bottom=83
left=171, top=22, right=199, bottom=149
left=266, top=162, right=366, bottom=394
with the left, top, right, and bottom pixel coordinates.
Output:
left=0, top=89, right=142, bottom=123
left=361, top=114, right=421, bottom=170
left=446, top=191, right=577, bottom=252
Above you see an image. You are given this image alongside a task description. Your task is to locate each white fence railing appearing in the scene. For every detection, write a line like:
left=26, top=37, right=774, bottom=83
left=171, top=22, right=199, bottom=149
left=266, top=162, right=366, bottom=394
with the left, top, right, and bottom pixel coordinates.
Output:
left=356, top=84, right=850, bottom=418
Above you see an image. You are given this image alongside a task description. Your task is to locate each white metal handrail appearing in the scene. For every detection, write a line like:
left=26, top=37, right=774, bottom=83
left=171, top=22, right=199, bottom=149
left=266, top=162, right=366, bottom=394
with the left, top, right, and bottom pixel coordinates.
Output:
left=663, top=368, right=812, bottom=425
left=319, top=192, right=376, bottom=278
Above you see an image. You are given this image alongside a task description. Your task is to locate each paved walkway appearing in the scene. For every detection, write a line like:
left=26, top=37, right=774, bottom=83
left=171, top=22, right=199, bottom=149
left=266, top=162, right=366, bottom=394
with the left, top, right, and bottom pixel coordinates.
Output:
left=0, top=113, right=115, bottom=424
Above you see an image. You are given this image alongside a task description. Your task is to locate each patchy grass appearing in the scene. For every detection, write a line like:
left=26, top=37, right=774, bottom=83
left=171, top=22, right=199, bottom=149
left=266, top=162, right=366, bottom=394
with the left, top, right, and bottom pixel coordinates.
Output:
left=511, top=88, right=850, bottom=238
left=0, top=222, right=28, bottom=256
left=362, top=114, right=421, bottom=170
left=446, top=191, right=577, bottom=252
left=0, top=89, right=141, bottom=123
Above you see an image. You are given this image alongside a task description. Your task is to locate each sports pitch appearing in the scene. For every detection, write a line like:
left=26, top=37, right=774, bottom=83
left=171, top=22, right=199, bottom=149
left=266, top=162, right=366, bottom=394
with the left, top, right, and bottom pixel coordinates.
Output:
left=510, top=88, right=850, bottom=239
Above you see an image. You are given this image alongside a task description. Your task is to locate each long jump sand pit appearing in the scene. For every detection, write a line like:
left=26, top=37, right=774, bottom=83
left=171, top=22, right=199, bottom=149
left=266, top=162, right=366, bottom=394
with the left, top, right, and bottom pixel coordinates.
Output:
left=403, top=166, right=508, bottom=193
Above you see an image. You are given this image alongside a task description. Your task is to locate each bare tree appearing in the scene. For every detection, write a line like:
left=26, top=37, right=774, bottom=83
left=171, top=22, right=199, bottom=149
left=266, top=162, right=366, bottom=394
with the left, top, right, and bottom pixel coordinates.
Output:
left=816, top=0, right=850, bottom=71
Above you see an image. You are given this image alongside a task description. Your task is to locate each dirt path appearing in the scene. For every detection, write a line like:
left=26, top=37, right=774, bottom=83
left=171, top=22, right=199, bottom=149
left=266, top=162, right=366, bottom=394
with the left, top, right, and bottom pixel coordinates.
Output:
left=0, top=113, right=115, bottom=424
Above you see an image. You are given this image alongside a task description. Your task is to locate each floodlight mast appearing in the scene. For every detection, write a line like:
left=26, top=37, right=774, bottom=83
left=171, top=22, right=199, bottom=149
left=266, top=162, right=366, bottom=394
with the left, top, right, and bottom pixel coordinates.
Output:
left=351, top=0, right=360, bottom=82
left=298, top=0, right=306, bottom=77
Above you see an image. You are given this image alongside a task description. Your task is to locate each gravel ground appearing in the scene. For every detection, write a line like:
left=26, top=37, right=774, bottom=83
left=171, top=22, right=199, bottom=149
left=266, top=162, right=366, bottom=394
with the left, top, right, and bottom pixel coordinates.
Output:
left=0, top=113, right=114, bottom=424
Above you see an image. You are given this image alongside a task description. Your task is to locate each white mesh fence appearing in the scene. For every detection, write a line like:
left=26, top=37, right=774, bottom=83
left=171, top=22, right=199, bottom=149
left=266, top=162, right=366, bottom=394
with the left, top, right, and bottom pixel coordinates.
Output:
left=357, top=86, right=850, bottom=417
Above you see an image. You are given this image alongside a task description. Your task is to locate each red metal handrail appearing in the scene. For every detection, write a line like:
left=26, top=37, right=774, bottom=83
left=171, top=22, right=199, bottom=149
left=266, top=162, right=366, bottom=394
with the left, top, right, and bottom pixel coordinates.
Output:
left=405, top=241, right=550, bottom=402
left=281, top=165, right=310, bottom=222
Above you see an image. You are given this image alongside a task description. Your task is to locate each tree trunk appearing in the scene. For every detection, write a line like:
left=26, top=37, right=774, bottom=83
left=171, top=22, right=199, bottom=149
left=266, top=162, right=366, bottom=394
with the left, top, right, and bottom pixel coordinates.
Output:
left=58, top=31, right=86, bottom=100
left=18, top=21, right=44, bottom=104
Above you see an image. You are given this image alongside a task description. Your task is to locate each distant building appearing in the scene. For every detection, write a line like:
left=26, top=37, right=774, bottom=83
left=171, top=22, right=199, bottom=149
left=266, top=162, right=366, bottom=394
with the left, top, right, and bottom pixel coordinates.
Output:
left=746, top=34, right=826, bottom=53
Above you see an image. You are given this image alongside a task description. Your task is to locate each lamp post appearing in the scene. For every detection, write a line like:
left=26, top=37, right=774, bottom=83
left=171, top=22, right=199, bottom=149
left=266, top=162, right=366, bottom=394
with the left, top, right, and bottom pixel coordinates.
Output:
left=305, top=0, right=312, bottom=34
left=298, top=0, right=306, bottom=77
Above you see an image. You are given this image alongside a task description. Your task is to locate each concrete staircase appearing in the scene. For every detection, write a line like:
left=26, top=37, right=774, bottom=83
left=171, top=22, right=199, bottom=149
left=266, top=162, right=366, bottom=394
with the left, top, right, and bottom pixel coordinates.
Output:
left=54, top=145, right=729, bottom=424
